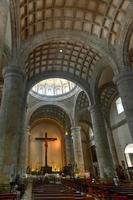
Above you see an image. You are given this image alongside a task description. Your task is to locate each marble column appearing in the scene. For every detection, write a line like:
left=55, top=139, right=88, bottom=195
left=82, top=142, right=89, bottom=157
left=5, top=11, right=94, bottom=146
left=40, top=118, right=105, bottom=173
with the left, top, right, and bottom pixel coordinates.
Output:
left=0, top=0, right=9, bottom=65
left=0, top=66, right=26, bottom=183
left=114, top=70, right=133, bottom=141
left=89, top=104, right=115, bottom=181
left=71, top=127, right=85, bottom=175
left=65, top=133, right=74, bottom=165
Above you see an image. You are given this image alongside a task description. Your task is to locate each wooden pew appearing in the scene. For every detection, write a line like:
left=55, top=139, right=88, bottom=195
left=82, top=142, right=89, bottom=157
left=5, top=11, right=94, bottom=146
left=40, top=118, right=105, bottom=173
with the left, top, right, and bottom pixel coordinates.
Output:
left=0, top=193, right=17, bottom=200
left=62, top=178, right=133, bottom=200
left=89, top=183, right=133, bottom=200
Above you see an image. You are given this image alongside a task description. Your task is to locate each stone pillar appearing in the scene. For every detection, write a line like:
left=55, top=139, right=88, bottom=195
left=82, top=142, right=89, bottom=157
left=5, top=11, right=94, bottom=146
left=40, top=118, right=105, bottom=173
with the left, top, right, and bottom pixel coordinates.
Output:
left=114, top=70, right=133, bottom=141
left=27, top=127, right=31, bottom=167
left=65, top=133, right=74, bottom=165
left=105, top=123, right=119, bottom=168
left=82, top=135, right=94, bottom=176
left=71, top=127, right=85, bottom=175
left=17, top=101, right=28, bottom=176
left=89, top=105, right=115, bottom=181
left=0, top=66, right=26, bottom=183
left=0, top=0, right=9, bottom=65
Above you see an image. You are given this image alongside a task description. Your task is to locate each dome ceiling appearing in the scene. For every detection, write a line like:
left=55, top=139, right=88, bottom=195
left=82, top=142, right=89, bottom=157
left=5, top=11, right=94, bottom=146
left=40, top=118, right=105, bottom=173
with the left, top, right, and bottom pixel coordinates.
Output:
left=31, top=78, right=76, bottom=97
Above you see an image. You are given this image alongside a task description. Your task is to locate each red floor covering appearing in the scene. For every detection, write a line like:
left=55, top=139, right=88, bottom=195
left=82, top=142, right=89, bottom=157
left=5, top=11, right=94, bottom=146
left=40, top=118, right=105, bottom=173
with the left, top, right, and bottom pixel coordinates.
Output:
left=32, top=183, right=94, bottom=200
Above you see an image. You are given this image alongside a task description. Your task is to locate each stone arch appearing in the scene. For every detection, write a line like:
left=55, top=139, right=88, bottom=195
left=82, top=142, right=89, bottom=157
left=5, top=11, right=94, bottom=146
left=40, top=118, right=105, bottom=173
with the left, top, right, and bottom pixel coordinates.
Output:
left=90, top=58, right=115, bottom=104
left=26, top=71, right=92, bottom=100
left=18, top=30, right=118, bottom=72
left=10, top=0, right=20, bottom=55
left=99, top=83, right=118, bottom=125
left=20, top=33, right=118, bottom=103
left=29, top=104, right=72, bottom=132
left=74, top=90, right=90, bottom=125
left=116, top=2, right=133, bottom=69
left=27, top=101, right=73, bottom=127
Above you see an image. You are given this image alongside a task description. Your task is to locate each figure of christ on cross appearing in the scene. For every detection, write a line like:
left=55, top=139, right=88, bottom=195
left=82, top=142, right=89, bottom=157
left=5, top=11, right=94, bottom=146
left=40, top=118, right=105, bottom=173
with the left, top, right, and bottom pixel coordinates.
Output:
left=35, top=132, right=57, bottom=168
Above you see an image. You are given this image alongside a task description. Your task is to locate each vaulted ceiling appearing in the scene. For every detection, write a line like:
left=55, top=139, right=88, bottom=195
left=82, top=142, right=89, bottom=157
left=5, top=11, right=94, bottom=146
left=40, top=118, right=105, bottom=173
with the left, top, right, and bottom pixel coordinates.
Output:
left=25, top=40, right=101, bottom=81
left=29, top=104, right=71, bottom=131
left=100, top=82, right=118, bottom=122
left=7, top=0, right=131, bottom=91
left=8, top=0, right=132, bottom=107
left=19, top=0, right=129, bottom=45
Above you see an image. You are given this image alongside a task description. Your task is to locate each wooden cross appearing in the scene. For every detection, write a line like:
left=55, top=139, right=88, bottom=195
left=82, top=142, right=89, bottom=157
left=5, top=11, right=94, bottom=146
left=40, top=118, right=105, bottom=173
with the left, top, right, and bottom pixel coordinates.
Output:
left=35, top=132, right=57, bottom=167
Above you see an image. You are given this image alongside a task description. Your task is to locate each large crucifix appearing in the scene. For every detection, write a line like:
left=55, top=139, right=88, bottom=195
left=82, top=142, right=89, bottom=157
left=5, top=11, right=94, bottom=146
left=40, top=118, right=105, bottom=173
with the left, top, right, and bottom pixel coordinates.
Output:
left=35, top=132, right=57, bottom=167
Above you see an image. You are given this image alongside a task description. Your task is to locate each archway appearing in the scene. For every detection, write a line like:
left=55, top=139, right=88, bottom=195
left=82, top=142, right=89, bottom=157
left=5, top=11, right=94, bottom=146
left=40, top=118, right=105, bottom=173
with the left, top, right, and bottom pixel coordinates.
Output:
left=27, top=103, right=72, bottom=174
left=125, top=144, right=133, bottom=179
left=29, top=118, right=65, bottom=173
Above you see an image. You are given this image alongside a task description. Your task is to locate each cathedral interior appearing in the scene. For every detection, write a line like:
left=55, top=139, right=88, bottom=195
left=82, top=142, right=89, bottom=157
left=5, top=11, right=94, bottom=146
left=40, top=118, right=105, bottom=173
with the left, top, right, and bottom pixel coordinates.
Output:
left=0, top=0, right=133, bottom=199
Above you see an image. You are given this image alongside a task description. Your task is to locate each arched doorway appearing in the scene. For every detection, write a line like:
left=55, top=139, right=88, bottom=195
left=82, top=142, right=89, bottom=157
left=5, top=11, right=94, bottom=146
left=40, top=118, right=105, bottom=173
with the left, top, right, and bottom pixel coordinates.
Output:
left=125, top=144, right=133, bottom=179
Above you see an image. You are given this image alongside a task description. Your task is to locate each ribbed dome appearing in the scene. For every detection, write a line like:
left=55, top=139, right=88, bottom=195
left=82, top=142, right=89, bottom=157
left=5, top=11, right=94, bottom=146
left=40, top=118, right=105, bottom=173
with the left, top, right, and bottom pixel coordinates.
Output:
left=31, top=78, right=76, bottom=97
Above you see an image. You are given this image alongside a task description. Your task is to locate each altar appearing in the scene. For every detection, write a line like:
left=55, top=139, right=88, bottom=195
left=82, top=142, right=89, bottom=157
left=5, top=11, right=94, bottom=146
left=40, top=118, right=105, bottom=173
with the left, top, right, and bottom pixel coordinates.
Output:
left=40, top=166, right=52, bottom=174
left=35, top=132, right=57, bottom=174
left=27, top=173, right=61, bottom=184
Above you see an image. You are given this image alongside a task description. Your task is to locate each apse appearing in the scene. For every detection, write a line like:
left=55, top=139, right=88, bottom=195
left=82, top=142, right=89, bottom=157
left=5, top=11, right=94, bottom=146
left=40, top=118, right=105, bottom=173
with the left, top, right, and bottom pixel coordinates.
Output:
left=29, top=119, right=65, bottom=172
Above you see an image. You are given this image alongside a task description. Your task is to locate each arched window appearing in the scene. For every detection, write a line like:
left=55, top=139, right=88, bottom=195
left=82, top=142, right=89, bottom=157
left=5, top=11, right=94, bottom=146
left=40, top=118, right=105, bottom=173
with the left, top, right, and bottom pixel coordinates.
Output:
left=31, top=78, right=77, bottom=97
left=56, top=88, right=61, bottom=95
left=63, top=85, right=69, bottom=93
left=32, top=85, right=38, bottom=93
left=47, top=88, right=53, bottom=95
left=38, top=86, right=44, bottom=95
left=116, top=97, right=124, bottom=114
left=125, top=144, right=133, bottom=167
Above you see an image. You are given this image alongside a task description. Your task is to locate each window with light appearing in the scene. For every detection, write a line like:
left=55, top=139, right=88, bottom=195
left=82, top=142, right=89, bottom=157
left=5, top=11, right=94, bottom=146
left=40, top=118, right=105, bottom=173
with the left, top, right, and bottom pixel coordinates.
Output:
left=116, top=97, right=124, bottom=114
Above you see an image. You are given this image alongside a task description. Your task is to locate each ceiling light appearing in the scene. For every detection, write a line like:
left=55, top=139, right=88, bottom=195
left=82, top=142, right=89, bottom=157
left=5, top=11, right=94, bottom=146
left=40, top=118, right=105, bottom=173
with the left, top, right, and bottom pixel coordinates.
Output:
left=59, top=49, right=63, bottom=52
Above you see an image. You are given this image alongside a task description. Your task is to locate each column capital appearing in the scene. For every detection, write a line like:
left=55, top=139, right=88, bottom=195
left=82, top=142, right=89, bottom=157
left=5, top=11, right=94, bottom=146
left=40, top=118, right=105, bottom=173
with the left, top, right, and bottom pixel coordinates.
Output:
left=3, top=65, right=25, bottom=80
left=113, top=70, right=133, bottom=85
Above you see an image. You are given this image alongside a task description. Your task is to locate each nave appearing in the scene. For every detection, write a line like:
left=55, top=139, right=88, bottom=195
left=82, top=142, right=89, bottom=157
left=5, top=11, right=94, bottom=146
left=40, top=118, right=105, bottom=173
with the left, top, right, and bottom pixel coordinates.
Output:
left=32, top=182, right=94, bottom=200
left=1, top=1, right=133, bottom=199
left=1, top=176, right=133, bottom=200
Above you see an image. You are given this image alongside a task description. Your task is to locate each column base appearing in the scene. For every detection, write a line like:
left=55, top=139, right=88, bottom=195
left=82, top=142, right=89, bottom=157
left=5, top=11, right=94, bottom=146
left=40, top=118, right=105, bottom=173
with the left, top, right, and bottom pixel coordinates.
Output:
left=74, top=168, right=85, bottom=178
left=100, top=170, right=115, bottom=183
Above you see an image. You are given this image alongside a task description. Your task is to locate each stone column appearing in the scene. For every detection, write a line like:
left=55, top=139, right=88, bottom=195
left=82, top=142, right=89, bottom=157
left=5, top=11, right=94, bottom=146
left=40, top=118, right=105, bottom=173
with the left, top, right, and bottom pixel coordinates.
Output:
left=82, top=135, right=94, bottom=176
left=0, top=0, right=9, bottom=65
left=89, top=105, right=115, bottom=181
left=71, top=127, right=85, bottom=175
left=17, top=100, right=28, bottom=176
left=114, top=70, right=133, bottom=141
left=105, top=122, right=119, bottom=168
left=26, top=127, right=31, bottom=167
left=0, top=66, right=26, bottom=183
left=65, top=133, right=74, bottom=165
